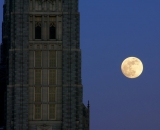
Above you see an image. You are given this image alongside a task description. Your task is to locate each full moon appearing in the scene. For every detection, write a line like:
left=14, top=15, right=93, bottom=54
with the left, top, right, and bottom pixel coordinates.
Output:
left=121, top=57, right=143, bottom=78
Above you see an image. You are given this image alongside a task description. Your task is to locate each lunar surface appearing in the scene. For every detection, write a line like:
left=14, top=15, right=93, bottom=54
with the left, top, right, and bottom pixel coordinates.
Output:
left=121, top=57, right=143, bottom=78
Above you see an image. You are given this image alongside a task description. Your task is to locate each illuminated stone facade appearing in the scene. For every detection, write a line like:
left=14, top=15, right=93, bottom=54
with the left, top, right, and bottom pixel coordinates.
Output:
left=1, top=0, right=89, bottom=129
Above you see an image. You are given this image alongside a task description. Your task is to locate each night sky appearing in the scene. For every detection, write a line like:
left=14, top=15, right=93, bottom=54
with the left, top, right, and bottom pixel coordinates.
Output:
left=1, top=0, right=160, bottom=130
left=80, top=0, right=160, bottom=130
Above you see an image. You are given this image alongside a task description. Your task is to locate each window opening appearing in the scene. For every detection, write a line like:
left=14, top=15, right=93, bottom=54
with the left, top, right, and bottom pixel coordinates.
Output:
left=35, top=87, right=41, bottom=102
left=50, top=22, right=56, bottom=39
left=35, top=22, right=41, bottom=39
left=49, top=87, right=56, bottom=102
left=49, top=51, right=56, bottom=67
left=34, top=104, right=41, bottom=120
left=35, top=69, right=41, bottom=84
left=49, top=69, right=56, bottom=85
left=35, top=0, right=42, bottom=10
left=35, top=51, right=41, bottom=67
left=49, top=104, right=55, bottom=119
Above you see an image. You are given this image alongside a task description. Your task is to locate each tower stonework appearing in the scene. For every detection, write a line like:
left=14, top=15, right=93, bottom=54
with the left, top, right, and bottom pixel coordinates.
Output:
left=1, top=0, right=89, bottom=129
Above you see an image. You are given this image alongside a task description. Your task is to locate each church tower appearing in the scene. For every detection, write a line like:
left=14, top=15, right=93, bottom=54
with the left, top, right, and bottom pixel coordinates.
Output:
left=1, top=0, right=89, bottom=129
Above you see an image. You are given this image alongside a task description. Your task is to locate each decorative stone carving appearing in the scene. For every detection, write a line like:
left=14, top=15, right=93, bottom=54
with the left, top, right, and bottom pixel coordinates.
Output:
left=37, top=0, right=55, bottom=5
left=37, top=124, right=52, bottom=130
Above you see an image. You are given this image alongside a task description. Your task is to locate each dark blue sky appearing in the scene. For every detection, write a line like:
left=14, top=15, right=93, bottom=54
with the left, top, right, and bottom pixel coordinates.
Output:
left=80, top=0, right=160, bottom=130
left=1, top=0, right=160, bottom=130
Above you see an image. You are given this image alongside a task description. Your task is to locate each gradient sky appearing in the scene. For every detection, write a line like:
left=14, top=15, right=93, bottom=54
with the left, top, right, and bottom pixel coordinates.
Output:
left=1, top=0, right=160, bottom=130
left=80, top=0, right=160, bottom=130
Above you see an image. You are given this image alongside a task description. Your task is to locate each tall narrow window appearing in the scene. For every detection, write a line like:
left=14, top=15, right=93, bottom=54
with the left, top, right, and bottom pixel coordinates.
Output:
left=50, top=22, right=56, bottom=39
left=49, top=104, right=55, bottom=120
left=35, top=69, right=41, bottom=84
left=58, top=0, right=62, bottom=11
left=35, top=51, right=41, bottom=67
left=29, top=0, right=33, bottom=11
left=34, top=104, right=41, bottom=120
left=49, top=69, right=56, bottom=85
left=35, top=22, right=41, bottom=39
left=35, top=0, right=42, bottom=10
left=49, top=0, right=56, bottom=11
left=49, top=87, right=56, bottom=102
left=49, top=51, right=56, bottom=67
left=29, top=21, right=33, bottom=40
left=35, top=87, right=41, bottom=102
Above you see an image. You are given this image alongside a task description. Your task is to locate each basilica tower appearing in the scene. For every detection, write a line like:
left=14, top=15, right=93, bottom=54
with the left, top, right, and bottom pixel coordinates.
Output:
left=1, top=0, right=89, bottom=129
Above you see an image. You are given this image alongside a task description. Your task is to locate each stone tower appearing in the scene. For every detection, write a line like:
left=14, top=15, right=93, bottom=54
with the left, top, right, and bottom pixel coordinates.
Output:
left=1, top=0, right=89, bottom=129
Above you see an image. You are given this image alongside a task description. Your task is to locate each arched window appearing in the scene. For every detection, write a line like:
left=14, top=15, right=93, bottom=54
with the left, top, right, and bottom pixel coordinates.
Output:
left=35, top=22, right=41, bottom=39
left=49, top=22, right=56, bottom=39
